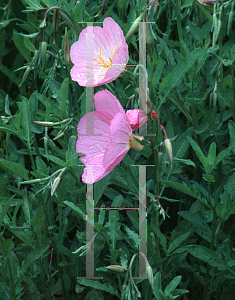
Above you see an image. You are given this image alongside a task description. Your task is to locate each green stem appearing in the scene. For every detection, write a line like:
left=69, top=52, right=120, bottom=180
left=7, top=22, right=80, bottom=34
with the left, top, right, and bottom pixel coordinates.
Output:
left=230, top=64, right=235, bottom=122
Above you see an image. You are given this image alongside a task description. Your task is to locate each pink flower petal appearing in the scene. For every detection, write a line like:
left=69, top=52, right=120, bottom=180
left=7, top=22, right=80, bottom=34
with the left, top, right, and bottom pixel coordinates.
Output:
left=76, top=111, right=112, bottom=165
left=94, top=89, right=125, bottom=117
left=103, top=112, right=131, bottom=168
left=103, top=17, right=127, bottom=46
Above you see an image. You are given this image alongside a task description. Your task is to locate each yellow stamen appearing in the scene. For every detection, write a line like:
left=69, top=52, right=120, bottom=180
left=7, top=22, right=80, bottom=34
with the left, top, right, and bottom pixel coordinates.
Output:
left=94, top=45, right=119, bottom=70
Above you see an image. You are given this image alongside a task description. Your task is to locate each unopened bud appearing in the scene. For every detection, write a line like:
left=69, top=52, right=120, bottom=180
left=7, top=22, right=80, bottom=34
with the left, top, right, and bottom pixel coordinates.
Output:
left=227, top=11, right=233, bottom=36
left=213, top=92, right=217, bottom=109
left=151, top=110, right=158, bottom=120
left=41, top=41, right=47, bottom=70
left=51, top=176, right=61, bottom=196
left=129, top=135, right=144, bottom=151
left=165, top=138, right=173, bottom=166
left=146, top=264, right=154, bottom=286
left=106, top=265, right=125, bottom=273
left=63, top=28, right=70, bottom=65
left=32, top=120, right=54, bottom=126
left=53, top=132, right=65, bottom=141
left=125, top=13, right=143, bottom=43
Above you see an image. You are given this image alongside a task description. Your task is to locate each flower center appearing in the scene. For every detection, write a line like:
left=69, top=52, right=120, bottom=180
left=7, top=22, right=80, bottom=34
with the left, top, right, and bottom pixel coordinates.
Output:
left=94, top=45, right=118, bottom=70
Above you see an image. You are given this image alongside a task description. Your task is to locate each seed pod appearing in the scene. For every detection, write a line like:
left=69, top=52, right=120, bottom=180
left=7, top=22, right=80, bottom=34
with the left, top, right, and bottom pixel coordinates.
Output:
left=63, top=28, right=70, bottom=65
left=41, top=41, right=47, bottom=70
left=106, top=265, right=125, bottom=273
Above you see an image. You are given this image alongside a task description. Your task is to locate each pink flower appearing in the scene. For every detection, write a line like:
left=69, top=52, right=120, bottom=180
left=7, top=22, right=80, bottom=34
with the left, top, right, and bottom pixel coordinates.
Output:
left=70, top=17, right=129, bottom=87
left=76, top=90, right=145, bottom=184
left=126, top=109, right=148, bottom=131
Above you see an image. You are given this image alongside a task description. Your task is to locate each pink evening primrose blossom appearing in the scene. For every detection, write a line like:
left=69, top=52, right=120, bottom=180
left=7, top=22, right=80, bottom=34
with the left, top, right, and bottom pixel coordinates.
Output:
left=70, top=17, right=129, bottom=87
left=76, top=90, right=146, bottom=184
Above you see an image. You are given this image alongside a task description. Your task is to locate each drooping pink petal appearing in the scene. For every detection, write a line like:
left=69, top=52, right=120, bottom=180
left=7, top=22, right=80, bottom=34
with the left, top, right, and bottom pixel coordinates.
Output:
left=126, top=109, right=148, bottom=131
left=76, top=111, right=112, bottom=165
left=103, top=112, right=132, bottom=169
left=94, top=89, right=125, bottom=117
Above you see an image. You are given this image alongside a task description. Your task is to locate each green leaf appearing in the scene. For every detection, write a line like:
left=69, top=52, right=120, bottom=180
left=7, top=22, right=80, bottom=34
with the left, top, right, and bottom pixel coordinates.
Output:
left=174, top=127, right=193, bottom=159
left=78, top=279, right=119, bottom=296
left=214, top=146, right=233, bottom=166
left=151, top=224, right=167, bottom=252
left=178, top=211, right=211, bottom=238
left=109, top=195, right=123, bottom=248
left=207, top=142, right=216, bottom=166
left=0, top=195, right=15, bottom=228
left=23, top=37, right=36, bottom=52
left=9, top=228, right=34, bottom=248
left=182, top=0, right=194, bottom=8
left=187, top=245, right=228, bottom=270
left=216, top=203, right=226, bottom=218
left=32, top=206, right=46, bottom=232
left=64, top=201, right=86, bottom=220
left=164, top=181, right=201, bottom=200
left=187, top=137, right=208, bottom=168
left=13, top=29, right=31, bottom=62
left=21, top=96, right=32, bottom=144
left=164, top=275, right=182, bottom=295
left=58, top=217, right=68, bottom=245
left=57, top=77, right=69, bottom=117
left=168, top=232, right=190, bottom=254
left=0, top=159, right=29, bottom=180
left=43, top=154, right=66, bottom=167
left=188, top=20, right=203, bottom=43
left=159, top=48, right=201, bottom=96
left=25, top=244, right=50, bottom=268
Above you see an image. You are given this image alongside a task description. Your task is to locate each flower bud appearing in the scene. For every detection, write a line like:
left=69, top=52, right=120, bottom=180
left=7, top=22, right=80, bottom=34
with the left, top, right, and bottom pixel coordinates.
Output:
left=165, top=138, right=173, bottom=166
left=106, top=265, right=125, bottom=273
left=41, top=41, right=47, bottom=70
left=53, top=132, right=65, bottom=141
left=32, top=121, right=54, bottom=126
left=63, top=28, right=70, bottom=65
left=146, top=263, right=154, bottom=286
left=129, top=135, right=144, bottom=151
left=151, top=110, right=158, bottom=120
left=125, top=13, right=143, bottom=43
left=51, top=176, right=61, bottom=196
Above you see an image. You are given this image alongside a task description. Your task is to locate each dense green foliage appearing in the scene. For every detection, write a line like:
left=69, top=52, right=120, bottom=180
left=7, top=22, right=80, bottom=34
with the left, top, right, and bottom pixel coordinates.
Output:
left=0, top=0, right=235, bottom=299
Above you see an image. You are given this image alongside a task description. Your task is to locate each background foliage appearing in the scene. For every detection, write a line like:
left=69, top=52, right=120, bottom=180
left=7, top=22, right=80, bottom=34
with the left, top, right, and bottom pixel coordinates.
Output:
left=0, top=0, right=235, bottom=299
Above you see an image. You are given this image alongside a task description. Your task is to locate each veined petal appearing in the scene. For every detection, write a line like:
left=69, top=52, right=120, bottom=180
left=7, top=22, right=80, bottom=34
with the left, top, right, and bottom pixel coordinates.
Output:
left=103, top=112, right=131, bottom=168
left=103, top=17, right=127, bottom=46
left=94, top=89, right=125, bottom=117
left=76, top=111, right=112, bottom=165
